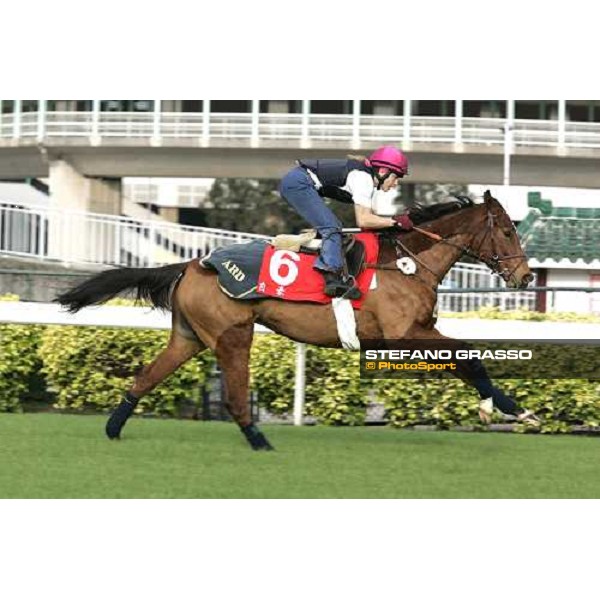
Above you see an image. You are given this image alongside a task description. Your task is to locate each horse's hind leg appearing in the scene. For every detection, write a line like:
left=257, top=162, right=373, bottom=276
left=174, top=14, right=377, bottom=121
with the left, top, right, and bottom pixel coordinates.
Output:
left=215, top=323, right=274, bottom=451
left=105, top=330, right=205, bottom=439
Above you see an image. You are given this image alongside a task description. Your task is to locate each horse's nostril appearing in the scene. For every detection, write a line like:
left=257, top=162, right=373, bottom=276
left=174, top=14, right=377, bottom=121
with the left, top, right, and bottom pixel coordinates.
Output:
left=523, top=273, right=534, bottom=284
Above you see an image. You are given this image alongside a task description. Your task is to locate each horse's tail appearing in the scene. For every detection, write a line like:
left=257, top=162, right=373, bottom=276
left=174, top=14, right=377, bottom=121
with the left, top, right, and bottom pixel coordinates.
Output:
left=55, top=262, right=190, bottom=313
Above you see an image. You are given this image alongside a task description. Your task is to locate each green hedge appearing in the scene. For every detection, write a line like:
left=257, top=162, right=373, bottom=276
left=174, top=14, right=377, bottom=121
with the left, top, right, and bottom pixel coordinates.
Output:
left=375, top=377, right=600, bottom=433
left=0, top=323, right=46, bottom=412
left=39, top=325, right=215, bottom=416
left=0, top=296, right=46, bottom=412
left=0, top=296, right=215, bottom=416
left=249, top=332, right=600, bottom=432
left=250, top=336, right=371, bottom=425
left=2, top=297, right=599, bottom=432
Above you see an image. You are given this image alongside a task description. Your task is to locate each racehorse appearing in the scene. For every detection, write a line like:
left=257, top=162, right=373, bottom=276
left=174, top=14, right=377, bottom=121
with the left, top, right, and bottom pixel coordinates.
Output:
left=57, top=190, right=537, bottom=450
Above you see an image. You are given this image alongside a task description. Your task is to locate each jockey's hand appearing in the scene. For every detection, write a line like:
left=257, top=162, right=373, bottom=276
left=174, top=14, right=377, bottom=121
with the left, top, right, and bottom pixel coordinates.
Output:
left=392, top=213, right=414, bottom=231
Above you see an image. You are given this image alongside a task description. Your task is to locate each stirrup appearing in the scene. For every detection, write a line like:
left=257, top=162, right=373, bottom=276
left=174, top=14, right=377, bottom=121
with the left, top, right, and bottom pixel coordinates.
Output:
left=323, top=273, right=361, bottom=300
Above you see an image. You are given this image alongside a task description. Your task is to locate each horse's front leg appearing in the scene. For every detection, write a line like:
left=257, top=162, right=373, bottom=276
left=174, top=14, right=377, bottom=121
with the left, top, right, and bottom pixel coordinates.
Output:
left=404, top=326, right=540, bottom=426
left=215, top=323, right=274, bottom=451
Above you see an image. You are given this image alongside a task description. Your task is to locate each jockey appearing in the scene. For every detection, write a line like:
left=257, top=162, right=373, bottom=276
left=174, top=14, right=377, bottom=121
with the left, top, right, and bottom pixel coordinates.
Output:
left=278, top=145, right=414, bottom=299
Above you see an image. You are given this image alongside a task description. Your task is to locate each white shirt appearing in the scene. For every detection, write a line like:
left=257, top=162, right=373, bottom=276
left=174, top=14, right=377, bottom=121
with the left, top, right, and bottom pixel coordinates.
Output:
left=304, top=166, right=376, bottom=210
left=342, top=170, right=376, bottom=209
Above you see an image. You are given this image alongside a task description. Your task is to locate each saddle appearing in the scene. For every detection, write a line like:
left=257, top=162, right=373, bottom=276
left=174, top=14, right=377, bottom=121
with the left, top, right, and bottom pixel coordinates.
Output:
left=271, top=229, right=367, bottom=281
left=200, top=232, right=379, bottom=307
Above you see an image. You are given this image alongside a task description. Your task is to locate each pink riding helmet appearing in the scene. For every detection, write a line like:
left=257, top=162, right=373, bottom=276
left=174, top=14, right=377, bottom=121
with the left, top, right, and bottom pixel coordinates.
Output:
left=368, top=146, right=409, bottom=177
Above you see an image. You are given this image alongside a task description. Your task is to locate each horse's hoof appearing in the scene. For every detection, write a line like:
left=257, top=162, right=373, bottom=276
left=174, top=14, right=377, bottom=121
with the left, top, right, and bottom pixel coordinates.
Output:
left=105, top=422, right=123, bottom=440
left=478, top=398, right=494, bottom=424
left=249, top=435, right=275, bottom=451
left=253, top=441, right=275, bottom=451
left=241, top=423, right=275, bottom=451
left=517, top=410, right=541, bottom=426
left=105, top=396, right=137, bottom=439
left=105, top=412, right=125, bottom=439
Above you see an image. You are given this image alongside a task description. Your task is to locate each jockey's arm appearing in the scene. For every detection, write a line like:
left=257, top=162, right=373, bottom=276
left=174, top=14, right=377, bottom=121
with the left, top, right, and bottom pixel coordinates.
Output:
left=346, top=170, right=395, bottom=229
left=354, top=205, right=395, bottom=229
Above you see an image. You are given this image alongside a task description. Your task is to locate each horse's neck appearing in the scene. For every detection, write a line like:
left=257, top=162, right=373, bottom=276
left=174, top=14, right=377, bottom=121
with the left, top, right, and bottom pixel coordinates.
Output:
left=414, top=232, right=472, bottom=287
left=411, top=207, right=483, bottom=287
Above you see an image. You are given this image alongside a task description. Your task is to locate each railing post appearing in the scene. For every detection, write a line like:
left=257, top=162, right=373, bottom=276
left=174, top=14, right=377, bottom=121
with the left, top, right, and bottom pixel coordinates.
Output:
left=147, top=222, right=155, bottom=267
left=403, top=99, right=411, bottom=149
left=251, top=99, right=260, bottom=147
left=503, top=100, right=515, bottom=187
left=114, top=221, right=121, bottom=265
left=91, top=99, right=101, bottom=145
left=558, top=99, right=566, bottom=153
left=37, top=100, right=46, bottom=142
left=293, top=342, right=306, bottom=426
left=454, top=99, right=463, bottom=149
left=13, top=100, right=21, bottom=140
left=301, top=100, right=310, bottom=148
left=152, top=99, right=162, bottom=146
left=37, top=211, right=46, bottom=258
left=202, top=100, right=211, bottom=147
left=352, top=100, right=361, bottom=149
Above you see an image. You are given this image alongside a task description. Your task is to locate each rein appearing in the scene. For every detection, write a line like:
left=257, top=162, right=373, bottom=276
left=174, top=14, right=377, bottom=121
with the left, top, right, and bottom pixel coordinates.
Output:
left=367, top=205, right=527, bottom=286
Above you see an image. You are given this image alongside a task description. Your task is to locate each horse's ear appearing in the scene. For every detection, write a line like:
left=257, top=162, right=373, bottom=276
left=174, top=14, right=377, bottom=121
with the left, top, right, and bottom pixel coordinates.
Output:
left=483, top=190, right=493, bottom=204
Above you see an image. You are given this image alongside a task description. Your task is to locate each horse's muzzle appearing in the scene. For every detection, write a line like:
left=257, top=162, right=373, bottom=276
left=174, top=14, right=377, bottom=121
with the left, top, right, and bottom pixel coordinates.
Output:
left=519, top=272, right=534, bottom=288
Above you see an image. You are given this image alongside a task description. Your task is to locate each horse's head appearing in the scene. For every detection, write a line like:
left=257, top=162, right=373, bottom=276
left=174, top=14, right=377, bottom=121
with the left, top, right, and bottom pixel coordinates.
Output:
left=470, top=190, right=534, bottom=289
left=394, top=191, right=533, bottom=289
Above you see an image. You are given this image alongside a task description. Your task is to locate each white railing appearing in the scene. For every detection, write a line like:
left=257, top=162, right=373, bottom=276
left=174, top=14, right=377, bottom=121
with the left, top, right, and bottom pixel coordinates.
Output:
left=258, top=113, right=303, bottom=140
left=410, top=117, right=456, bottom=143
left=3, top=110, right=600, bottom=151
left=439, top=263, right=537, bottom=312
left=1, top=201, right=537, bottom=311
left=0, top=201, right=267, bottom=267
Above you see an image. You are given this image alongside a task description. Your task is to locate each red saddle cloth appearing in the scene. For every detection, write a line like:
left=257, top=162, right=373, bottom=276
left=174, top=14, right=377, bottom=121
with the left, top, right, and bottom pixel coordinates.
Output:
left=256, top=232, right=379, bottom=309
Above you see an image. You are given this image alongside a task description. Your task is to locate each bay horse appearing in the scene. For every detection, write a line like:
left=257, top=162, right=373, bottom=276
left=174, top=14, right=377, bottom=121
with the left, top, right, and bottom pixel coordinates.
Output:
left=57, top=190, right=537, bottom=450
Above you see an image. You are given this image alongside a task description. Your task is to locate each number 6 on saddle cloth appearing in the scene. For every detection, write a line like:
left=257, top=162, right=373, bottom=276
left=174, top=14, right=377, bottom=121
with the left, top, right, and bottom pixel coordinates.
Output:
left=199, top=230, right=374, bottom=306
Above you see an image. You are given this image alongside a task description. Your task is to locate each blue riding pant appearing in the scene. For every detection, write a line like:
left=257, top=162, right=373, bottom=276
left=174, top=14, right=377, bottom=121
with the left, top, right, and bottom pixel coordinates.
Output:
left=278, top=166, right=343, bottom=273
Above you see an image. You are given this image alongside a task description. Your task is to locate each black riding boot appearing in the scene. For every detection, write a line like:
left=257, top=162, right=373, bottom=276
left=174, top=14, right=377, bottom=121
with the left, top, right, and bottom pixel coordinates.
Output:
left=323, top=272, right=361, bottom=300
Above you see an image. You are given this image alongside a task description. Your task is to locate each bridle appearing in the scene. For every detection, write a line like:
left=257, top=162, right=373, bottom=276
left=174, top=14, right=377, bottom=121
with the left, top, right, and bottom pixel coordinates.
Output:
left=467, top=207, right=528, bottom=282
left=372, top=204, right=528, bottom=287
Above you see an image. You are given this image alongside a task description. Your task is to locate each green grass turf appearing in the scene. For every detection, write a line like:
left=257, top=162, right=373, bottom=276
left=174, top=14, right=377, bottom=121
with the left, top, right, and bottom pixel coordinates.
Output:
left=1, top=413, right=599, bottom=498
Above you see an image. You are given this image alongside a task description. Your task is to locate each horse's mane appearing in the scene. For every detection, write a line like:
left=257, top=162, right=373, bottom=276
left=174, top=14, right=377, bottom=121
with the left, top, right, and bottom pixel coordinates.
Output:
left=408, top=197, right=475, bottom=225
left=376, top=196, right=478, bottom=255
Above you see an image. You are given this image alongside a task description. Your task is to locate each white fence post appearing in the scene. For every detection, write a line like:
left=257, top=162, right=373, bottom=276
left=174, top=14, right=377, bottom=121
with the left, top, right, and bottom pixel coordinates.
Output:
left=152, top=99, right=162, bottom=146
left=352, top=100, right=361, bottom=149
left=403, top=99, right=411, bottom=148
left=301, top=100, right=310, bottom=148
left=13, top=100, right=21, bottom=139
left=293, top=342, right=306, bottom=426
left=251, top=99, right=260, bottom=147
left=91, top=99, right=100, bottom=145
left=454, top=99, right=462, bottom=148
left=202, top=100, right=211, bottom=147
left=37, top=100, right=47, bottom=141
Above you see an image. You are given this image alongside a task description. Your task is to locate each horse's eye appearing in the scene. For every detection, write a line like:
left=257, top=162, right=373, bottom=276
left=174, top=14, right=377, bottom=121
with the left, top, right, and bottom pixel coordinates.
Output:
left=503, top=230, right=512, bottom=238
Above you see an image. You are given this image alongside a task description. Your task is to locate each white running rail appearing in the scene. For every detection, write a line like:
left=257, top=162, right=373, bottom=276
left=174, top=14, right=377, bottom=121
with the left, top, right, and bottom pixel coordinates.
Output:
left=439, top=263, right=537, bottom=312
left=0, top=200, right=267, bottom=267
